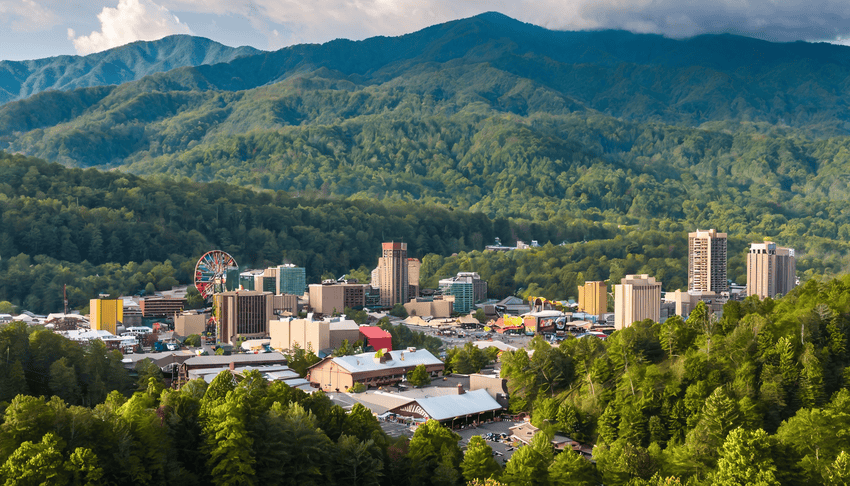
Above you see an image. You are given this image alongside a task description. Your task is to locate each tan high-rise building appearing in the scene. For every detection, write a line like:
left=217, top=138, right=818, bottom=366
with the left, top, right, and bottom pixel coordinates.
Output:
left=614, top=275, right=661, bottom=330
left=213, top=291, right=274, bottom=344
left=378, top=242, right=408, bottom=307
left=747, top=242, right=796, bottom=299
left=408, top=258, right=421, bottom=299
left=688, top=229, right=728, bottom=293
left=577, top=281, right=607, bottom=315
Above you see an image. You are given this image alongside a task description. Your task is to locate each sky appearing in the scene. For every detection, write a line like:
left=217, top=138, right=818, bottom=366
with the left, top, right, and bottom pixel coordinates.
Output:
left=3, top=0, right=850, bottom=61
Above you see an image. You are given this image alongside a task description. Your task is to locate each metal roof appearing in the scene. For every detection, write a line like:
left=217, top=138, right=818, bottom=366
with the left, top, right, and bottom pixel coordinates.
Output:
left=411, top=389, right=503, bottom=421
left=189, top=364, right=293, bottom=377
left=182, top=352, right=288, bottom=367
left=472, top=340, right=517, bottom=352
left=345, top=391, right=414, bottom=415
left=328, top=349, right=442, bottom=374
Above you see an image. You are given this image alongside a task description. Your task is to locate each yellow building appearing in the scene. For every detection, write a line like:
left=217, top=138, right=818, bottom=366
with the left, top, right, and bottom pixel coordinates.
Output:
left=90, top=299, right=123, bottom=334
left=577, top=281, right=607, bottom=315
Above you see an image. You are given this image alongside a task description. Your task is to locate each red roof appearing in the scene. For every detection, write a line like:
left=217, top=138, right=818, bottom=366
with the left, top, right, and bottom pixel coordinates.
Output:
left=358, top=326, right=392, bottom=339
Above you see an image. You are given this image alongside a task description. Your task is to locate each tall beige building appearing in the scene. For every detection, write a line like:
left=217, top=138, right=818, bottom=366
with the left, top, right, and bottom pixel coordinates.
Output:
left=747, top=242, right=796, bottom=299
left=577, top=281, right=607, bottom=315
left=378, top=242, right=408, bottom=307
left=688, top=229, right=728, bottom=293
left=213, top=290, right=274, bottom=344
left=614, top=275, right=662, bottom=330
left=408, top=258, right=421, bottom=299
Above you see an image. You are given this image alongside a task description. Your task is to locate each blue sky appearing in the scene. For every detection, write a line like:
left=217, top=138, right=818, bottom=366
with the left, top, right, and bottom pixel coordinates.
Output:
left=3, top=0, right=850, bottom=61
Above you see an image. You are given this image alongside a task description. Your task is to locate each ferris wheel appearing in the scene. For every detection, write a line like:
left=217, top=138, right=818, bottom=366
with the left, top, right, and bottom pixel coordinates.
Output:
left=194, top=250, right=238, bottom=300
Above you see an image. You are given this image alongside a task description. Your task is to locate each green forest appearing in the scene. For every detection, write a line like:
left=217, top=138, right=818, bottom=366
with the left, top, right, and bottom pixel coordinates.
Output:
left=0, top=151, right=610, bottom=313
left=2, top=273, right=850, bottom=485
left=1, top=149, right=849, bottom=313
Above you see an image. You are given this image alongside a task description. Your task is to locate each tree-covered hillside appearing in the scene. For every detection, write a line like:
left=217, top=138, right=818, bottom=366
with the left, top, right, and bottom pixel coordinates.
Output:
left=495, top=274, right=850, bottom=485
left=3, top=14, right=850, bottom=245
left=0, top=35, right=259, bottom=105
left=0, top=152, right=613, bottom=313
left=2, top=275, right=850, bottom=485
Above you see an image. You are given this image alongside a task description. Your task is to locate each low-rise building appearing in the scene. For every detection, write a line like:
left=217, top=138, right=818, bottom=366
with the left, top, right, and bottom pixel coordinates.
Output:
left=308, top=348, right=443, bottom=392
left=177, top=352, right=288, bottom=384
left=270, top=317, right=330, bottom=353
left=174, top=310, right=210, bottom=337
left=359, top=326, right=393, bottom=351
left=140, top=297, right=187, bottom=318
left=309, top=282, right=368, bottom=315
left=270, top=315, right=363, bottom=353
left=405, top=296, right=454, bottom=318
left=387, top=388, right=503, bottom=426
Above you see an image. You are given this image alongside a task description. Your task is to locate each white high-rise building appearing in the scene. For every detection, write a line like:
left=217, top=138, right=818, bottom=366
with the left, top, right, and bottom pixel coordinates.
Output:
left=688, top=229, right=728, bottom=293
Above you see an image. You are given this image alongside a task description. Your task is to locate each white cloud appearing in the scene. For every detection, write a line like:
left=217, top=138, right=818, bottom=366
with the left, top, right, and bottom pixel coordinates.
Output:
left=0, top=0, right=60, bottom=32
left=70, top=0, right=192, bottom=55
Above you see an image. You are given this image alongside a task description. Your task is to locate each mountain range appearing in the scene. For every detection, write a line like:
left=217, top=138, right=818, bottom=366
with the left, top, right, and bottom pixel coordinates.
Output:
left=2, top=12, right=850, bottom=277
left=0, top=35, right=260, bottom=105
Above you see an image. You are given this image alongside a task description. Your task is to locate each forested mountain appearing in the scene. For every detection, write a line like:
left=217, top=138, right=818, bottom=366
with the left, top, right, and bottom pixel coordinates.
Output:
left=2, top=14, right=850, bottom=249
left=0, top=151, right=618, bottom=313
left=0, top=35, right=259, bottom=105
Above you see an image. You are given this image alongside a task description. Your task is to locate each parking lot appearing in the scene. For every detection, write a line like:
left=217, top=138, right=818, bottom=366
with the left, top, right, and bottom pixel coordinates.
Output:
left=380, top=420, right=413, bottom=438
left=455, top=420, right=523, bottom=464
left=403, top=323, right=535, bottom=351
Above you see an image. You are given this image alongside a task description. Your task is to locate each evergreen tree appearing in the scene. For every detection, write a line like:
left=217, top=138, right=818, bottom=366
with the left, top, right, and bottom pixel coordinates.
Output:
left=461, top=436, right=501, bottom=483
left=713, top=428, right=780, bottom=486
left=407, top=364, right=432, bottom=387
left=548, top=450, right=597, bottom=486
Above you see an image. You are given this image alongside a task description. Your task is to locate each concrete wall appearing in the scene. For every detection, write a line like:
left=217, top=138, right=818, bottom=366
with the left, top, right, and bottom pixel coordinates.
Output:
left=270, top=318, right=329, bottom=352
left=175, top=313, right=208, bottom=336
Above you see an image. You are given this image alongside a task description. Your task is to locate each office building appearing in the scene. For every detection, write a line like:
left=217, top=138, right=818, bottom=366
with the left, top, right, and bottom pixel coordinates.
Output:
left=614, top=275, right=662, bottom=330
left=213, top=291, right=274, bottom=344
left=439, top=272, right=487, bottom=314
left=309, top=282, right=367, bottom=315
left=577, top=281, right=607, bottom=315
left=90, top=299, right=123, bottom=335
left=279, top=264, right=307, bottom=296
left=747, top=242, right=796, bottom=299
left=689, top=229, right=728, bottom=293
left=140, top=297, right=186, bottom=318
left=378, top=242, right=409, bottom=307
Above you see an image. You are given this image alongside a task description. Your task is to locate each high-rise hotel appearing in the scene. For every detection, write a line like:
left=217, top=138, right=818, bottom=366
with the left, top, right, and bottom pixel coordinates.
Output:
left=747, top=241, right=796, bottom=299
left=378, top=242, right=409, bottom=307
left=688, top=229, right=728, bottom=293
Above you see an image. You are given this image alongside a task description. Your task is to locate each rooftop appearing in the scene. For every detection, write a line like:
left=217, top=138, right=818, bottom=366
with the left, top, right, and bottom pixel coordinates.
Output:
left=408, top=389, right=502, bottom=421
left=322, top=349, right=442, bottom=374
left=359, top=326, right=392, bottom=339
left=182, top=352, right=288, bottom=367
